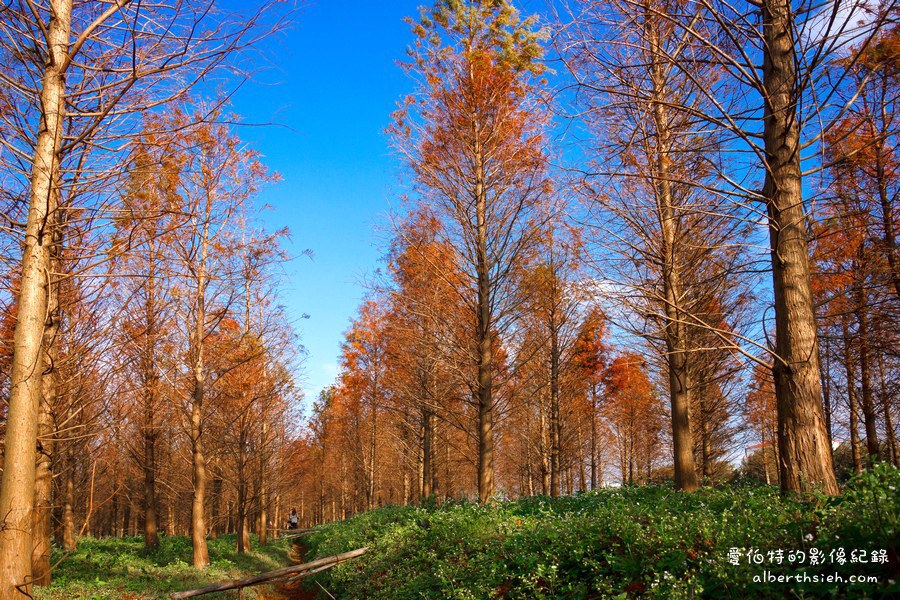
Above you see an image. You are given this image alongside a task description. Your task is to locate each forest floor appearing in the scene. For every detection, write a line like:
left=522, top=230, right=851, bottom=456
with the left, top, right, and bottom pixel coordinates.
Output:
left=297, top=464, right=899, bottom=599
left=33, top=465, right=899, bottom=599
left=35, top=533, right=293, bottom=599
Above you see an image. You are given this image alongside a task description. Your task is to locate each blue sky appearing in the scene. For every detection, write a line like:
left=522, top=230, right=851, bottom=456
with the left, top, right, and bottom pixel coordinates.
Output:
left=228, top=0, right=424, bottom=412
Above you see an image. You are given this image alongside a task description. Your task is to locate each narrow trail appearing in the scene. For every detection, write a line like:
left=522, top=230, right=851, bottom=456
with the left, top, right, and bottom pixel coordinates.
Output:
left=260, top=539, right=320, bottom=600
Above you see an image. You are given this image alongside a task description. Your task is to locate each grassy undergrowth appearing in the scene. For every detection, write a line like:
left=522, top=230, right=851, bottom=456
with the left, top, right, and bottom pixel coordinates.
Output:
left=35, top=533, right=291, bottom=599
left=304, top=464, right=899, bottom=599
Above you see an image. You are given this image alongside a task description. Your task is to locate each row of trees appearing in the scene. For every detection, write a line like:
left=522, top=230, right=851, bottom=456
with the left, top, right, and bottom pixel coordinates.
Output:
left=0, top=1, right=301, bottom=597
left=295, top=0, right=898, bottom=517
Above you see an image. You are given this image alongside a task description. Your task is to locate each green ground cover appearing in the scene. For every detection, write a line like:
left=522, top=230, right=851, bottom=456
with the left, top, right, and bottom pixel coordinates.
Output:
left=35, top=533, right=291, bottom=599
left=302, top=464, right=899, bottom=599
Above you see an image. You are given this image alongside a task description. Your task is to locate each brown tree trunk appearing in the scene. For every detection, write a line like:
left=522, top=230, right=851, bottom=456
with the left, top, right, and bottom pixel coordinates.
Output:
left=367, top=405, right=377, bottom=510
left=854, top=279, right=879, bottom=461
left=143, top=406, right=159, bottom=551
left=272, top=495, right=280, bottom=540
left=190, top=393, right=209, bottom=565
left=549, top=315, right=561, bottom=497
left=210, top=475, right=222, bottom=539
left=819, top=335, right=834, bottom=452
left=121, top=496, right=131, bottom=540
left=258, top=423, right=268, bottom=545
left=0, top=2, right=71, bottom=596
left=539, top=399, right=550, bottom=495
left=190, top=190, right=213, bottom=567
left=761, top=0, right=838, bottom=495
left=877, top=354, right=898, bottom=466
left=422, top=407, right=434, bottom=499
left=873, top=135, right=900, bottom=300
left=236, top=432, right=248, bottom=553
left=31, top=387, right=54, bottom=586
left=473, top=127, right=494, bottom=504
left=841, top=314, right=862, bottom=474
left=644, top=3, right=699, bottom=492
left=590, top=384, right=599, bottom=489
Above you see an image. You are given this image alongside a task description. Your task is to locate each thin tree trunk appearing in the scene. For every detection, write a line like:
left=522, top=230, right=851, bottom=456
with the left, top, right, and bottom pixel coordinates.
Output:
left=549, top=314, right=561, bottom=497
left=877, top=354, right=898, bottom=466
left=367, top=405, right=377, bottom=510
left=273, top=495, right=280, bottom=540
left=422, top=407, right=433, bottom=499
left=0, top=2, right=71, bottom=595
left=259, top=423, right=268, bottom=545
left=855, top=278, right=879, bottom=461
left=210, top=475, right=222, bottom=540
left=873, top=134, right=900, bottom=300
left=539, top=399, right=550, bottom=495
left=121, top=496, right=131, bottom=539
left=819, top=334, right=834, bottom=453
left=842, top=314, right=863, bottom=474
left=237, top=433, right=248, bottom=553
left=761, top=0, right=838, bottom=495
left=590, top=383, right=598, bottom=490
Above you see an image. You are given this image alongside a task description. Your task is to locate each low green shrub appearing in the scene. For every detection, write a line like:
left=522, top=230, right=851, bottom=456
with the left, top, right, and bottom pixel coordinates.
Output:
left=304, top=464, right=899, bottom=599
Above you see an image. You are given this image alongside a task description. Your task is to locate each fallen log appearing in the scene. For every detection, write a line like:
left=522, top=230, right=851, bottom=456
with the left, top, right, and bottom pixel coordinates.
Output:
left=169, top=547, right=368, bottom=599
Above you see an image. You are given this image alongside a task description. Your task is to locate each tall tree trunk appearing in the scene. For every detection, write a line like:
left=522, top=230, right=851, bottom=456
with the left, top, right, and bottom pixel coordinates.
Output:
left=0, top=2, right=71, bottom=596
left=577, top=424, right=587, bottom=492
left=644, top=2, right=699, bottom=492
left=143, top=400, right=158, bottom=551
left=877, top=354, right=898, bottom=466
left=854, top=277, right=879, bottom=461
left=367, top=406, right=377, bottom=510
left=761, top=0, right=838, bottom=495
left=190, top=191, right=212, bottom=567
left=819, top=334, right=834, bottom=452
left=141, top=247, right=161, bottom=552
left=842, top=314, right=862, bottom=474
left=549, top=315, right=561, bottom=497
left=32, top=279, right=59, bottom=587
left=873, top=134, right=900, bottom=300
left=539, top=399, right=550, bottom=495
left=590, top=384, right=598, bottom=490
left=190, top=393, right=208, bottom=565
left=258, top=423, right=268, bottom=545
left=422, top=407, right=433, bottom=499
left=473, top=122, right=494, bottom=504
left=272, top=495, right=280, bottom=540
left=31, top=390, right=53, bottom=586
left=236, top=430, right=248, bottom=553
left=701, top=415, right=712, bottom=481
left=121, top=496, right=131, bottom=539
left=210, top=474, right=222, bottom=539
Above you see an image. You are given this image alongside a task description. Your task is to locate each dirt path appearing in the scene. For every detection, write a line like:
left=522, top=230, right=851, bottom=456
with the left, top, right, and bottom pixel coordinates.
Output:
left=259, top=540, right=320, bottom=600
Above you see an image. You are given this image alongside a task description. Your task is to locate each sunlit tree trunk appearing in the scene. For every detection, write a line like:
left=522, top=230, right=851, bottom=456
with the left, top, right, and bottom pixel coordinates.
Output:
left=142, top=266, right=159, bottom=551
left=762, top=0, right=838, bottom=494
left=644, top=4, right=698, bottom=492
left=32, top=270, right=59, bottom=586
left=854, top=276, right=879, bottom=461
left=474, top=136, right=495, bottom=504
left=0, top=2, right=71, bottom=595
left=258, top=423, right=268, bottom=544
left=422, top=407, right=434, bottom=499
left=549, top=307, right=561, bottom=497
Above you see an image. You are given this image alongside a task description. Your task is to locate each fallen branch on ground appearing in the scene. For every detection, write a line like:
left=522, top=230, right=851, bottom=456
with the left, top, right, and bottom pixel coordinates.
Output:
left=169, top=547, right=368, bottom=599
